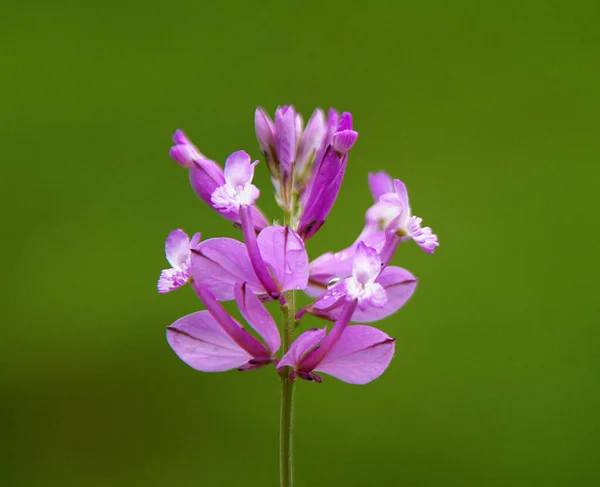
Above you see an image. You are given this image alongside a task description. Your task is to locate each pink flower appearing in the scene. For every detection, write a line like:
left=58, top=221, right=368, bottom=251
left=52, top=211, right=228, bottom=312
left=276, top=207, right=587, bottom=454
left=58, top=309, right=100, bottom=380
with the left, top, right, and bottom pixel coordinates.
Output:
left=157, top=229, right=201, bottom=294
left=366, top=172, right=439, bottom=254
left=167, top=282, right=280, bottom=372
left=168, top=130, right=269, bottom=231
left=278, top=300, right=395, bottom=384
left=303, top=242, right=417, bottom=323
left=161, top=106, right=439, bottom=392
left=210, top=151, right=261, bottom=212
left=191, top=225, right=309, bottom=301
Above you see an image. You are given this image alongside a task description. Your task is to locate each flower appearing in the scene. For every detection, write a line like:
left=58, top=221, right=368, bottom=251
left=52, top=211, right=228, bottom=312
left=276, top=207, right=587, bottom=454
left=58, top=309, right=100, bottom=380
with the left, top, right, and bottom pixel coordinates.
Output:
left=294, top=108, right=326, bottom=179
left=191, top=225, right=309, bottom=301
left=161, top=105, right=438, bottom=388
left=297, top=146, right=347, bottom=240
left=256, top=105, right=324, bottom=177
left=297, top=112, right=358, bottom=240
left=167, top=282, right=280, bottom=372
left=331, top=112, right=358, bottom=154
left=210, top=151, right=260, bottom=212
left=157, top=229, right=201, bottom=294
left=302, top=241, right=417, bottom=323
left=168, top=130, right=269, bottom=231
left=278, top=299, right=395, bottom=384
left=274, top=105, right=299, bottom=174
left=366, top=172, right=439, bottom=254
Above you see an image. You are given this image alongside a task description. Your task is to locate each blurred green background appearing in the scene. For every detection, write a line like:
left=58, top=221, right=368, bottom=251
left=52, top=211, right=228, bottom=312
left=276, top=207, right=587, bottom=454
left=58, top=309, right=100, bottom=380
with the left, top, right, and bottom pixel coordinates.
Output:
left=2, top=1, right=599, bottom=486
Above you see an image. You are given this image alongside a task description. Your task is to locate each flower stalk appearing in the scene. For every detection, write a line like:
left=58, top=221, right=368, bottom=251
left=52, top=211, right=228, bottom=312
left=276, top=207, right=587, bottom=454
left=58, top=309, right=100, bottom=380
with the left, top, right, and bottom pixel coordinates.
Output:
left=279, top=291, right=295, bottom=486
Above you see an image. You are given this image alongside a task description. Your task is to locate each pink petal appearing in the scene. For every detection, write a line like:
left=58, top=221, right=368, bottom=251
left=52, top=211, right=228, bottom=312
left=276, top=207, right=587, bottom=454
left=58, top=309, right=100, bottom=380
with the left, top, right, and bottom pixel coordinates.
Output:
left=223, top=150, right=255, bottom=188
left=307, top=281, right=348, bottom=319
left=274, top=105, right=297, bottom=171
left=407, top=216, right=439, bottom=254
left=278, top=328, right=326, bottom=370
left=351, top=266, right=417, bottom=322
left=327, top=108, right=340, bottom=132
left=167, top=311, right=252, bottom=372
left=189, top=157, right=226, bottom=204
left=234, top=283, right=281, bottom=354
left=165, top=229, right=191, bottom=268
left=157, top=268, right=189, bottom=294
left=191, top=238, right=264, bottom=301
left=248, top=206, right=270, bottom=232
left=332, top=129, right=358, bottom=153
left=368, top=171, right=394, bottom=202
left=172, top=129, right=191, bottom=145
left=315, top=325, right=395, bottom=384
left=296, top=108, right=325, bottom=172
left=255, top=107, right=275, bottom=150
left=307, top=251, right=354, bottom=297
left=239, top=209, right=279, bottom=297
left=257, top=227, right=309, bottom=292
left=393, top=179, right=410, bottom=211
left=336, top=112, right=353, bottom=131
left=352, top=242, right=381, bottom=285
left=314, top=267, right=417, bottom=323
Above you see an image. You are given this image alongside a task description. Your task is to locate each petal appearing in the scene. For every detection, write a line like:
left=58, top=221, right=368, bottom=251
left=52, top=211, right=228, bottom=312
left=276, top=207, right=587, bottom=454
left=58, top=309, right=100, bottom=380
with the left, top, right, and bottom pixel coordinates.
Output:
left=307, top=251, right=354, bottom=297
left=295, top=112, right=304, bottom=142
left=157, top=267, right=189, bottom=294
left=351, top=266, right=417, bottom=322
left=172, top=129, right=191, bottom=145
left=224, top=150, right=255, bottom=188
left=274, top=105, right=297, bottom=171
left=298, top=148, right=346, bottom=240
left=378, top=229, right=402, bottom=267
left=327, top=108, right=340, bottom=133
left=190, top=232, right=202, bottom=248
left=248, top=205, right=270, bottom=232
left=352, top=242, right=381, bottom=285
left=169, top=144, right=198, bottom=168
left=278, top=328, right=326, bottom=370
left=316, top=267, right=417, bottom=323
left=239, top=208, right=279, bottom=297
left=407, top=216, right=439, bottom=254
left=234, top=282, right=281, bottom=354
left=336, top=112, right=353, bottom=131
left=169, top=130, right=202, bottom=168
left=332, top=129, right=358, bottom=153
left=300, top=298, right=357, bottom=371
left=167, top=311, right=252, bottom=372
left=368, top=172, right=394, bottom=202
left=393, top=179, right=410, bottom=212
left=192, top=282, right=269, bottom=358
left=191, top=238, right=264, bottom=301
left=313, top=107, right=339, bottom=165
left=255, top=107, right=275, bottom=151
left=296, top=108, right=325, bottom=172
left=257, top=226, right=309, bottom=292
left=315, top=325, right=395, bottom=384
left=165, top=229, right=191, bottom=268
left=189, top=157, right=226, bottom=204
left=306, top=281, right=348, bottom=320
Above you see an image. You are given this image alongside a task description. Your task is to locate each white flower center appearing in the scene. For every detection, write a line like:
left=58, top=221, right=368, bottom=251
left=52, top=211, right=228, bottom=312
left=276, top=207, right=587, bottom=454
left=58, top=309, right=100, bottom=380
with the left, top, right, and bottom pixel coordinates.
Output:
left=211, top=183, right=259, bottom=211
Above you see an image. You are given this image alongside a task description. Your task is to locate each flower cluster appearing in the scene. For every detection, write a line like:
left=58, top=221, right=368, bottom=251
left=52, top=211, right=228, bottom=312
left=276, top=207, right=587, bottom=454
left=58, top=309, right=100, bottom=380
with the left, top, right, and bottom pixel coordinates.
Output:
left=159, top=106, right=438, bottom=385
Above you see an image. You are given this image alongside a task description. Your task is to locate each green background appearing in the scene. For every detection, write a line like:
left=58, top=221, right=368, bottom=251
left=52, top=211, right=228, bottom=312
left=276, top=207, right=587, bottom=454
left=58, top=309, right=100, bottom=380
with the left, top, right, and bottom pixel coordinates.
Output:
left=2, top=1, right=599, bottom=486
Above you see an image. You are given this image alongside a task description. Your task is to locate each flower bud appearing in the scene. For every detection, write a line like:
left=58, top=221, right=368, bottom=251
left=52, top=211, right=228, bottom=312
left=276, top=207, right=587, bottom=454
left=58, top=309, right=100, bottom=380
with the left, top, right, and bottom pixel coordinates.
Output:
left=332, top=112, right=358, bottom=153
left=255, top=107, right=278, bottom=177
left=169, top=130, right=203, bottom=167
left=296, top=108, right=325, bottom=176
left=274, top=105, right=298, bottom=172
left=332, top=129, right=358, bottom=153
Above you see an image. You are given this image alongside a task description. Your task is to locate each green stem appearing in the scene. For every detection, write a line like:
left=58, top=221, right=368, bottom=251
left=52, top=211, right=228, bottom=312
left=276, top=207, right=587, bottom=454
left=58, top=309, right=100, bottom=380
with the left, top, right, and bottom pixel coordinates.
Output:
left=280, top=290, right=296, bottom=487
